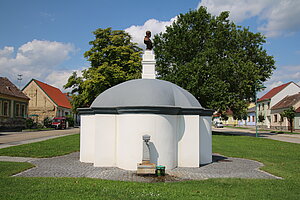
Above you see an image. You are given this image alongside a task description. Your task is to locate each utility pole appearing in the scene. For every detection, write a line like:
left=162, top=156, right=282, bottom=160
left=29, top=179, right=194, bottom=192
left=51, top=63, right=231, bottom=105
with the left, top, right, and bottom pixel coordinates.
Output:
left=17, top=74, right=23, bottom=89
left=255, top=85, right=266, bottom=137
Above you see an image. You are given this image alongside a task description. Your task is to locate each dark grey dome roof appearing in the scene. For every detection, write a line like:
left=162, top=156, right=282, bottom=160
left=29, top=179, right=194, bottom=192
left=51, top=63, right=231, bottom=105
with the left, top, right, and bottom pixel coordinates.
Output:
left=91, top=79, right=202, bottom=108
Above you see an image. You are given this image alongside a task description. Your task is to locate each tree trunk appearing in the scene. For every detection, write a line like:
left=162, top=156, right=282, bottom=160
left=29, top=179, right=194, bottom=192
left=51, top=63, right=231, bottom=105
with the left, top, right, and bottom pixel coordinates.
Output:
left=289, top=119, right=293, bottom=133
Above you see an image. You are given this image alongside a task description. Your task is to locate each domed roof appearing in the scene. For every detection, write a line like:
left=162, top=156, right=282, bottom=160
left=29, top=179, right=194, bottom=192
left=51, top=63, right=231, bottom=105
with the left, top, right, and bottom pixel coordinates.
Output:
left=78, top=79, right=213, bottom=116
left=91, top=79, right=202, bottom=108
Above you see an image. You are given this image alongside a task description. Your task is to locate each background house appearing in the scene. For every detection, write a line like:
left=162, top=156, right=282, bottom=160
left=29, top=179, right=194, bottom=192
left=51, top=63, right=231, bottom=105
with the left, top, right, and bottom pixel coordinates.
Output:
left=238, top=105, right=256, bottom=126
left=295, top=107, right=300, bottom=131
left=257, top=82, right=300, bottom=128
left=22, top=79, right=72, bottom=123
left=219, top=109, right=238, bottom=126
left=271, top=93, right=300, bottom=130
left=0, top=77, right=29, bottom=131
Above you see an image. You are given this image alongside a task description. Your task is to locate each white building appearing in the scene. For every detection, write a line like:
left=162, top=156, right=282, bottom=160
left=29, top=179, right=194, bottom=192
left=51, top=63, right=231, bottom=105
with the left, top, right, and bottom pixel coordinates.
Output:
left=257, top=82, right=300, bottom=128
left=79, top=50, right=214, bottom=170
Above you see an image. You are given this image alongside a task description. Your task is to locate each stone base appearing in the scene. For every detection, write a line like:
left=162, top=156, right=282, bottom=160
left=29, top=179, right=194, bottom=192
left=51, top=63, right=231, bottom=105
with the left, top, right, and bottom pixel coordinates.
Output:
left=142, top=50, right=156, bottom=79
left=137, top=163, right=156, bottom=175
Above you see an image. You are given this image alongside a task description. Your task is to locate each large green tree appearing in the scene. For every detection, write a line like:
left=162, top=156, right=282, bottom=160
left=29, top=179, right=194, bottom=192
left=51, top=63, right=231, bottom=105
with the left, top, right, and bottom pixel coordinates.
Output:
left=154, top=7, right=275, bottom=117
left=64, top=28, right=142, bottom=112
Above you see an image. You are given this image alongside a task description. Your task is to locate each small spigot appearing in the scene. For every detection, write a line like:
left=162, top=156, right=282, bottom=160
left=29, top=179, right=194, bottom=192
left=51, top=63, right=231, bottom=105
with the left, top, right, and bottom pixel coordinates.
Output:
left=142, top=134, right=150, bottom=144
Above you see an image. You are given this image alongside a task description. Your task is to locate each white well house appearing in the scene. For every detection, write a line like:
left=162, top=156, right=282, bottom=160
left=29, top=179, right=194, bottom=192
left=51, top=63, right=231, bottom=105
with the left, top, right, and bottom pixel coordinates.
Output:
left=78, top=51, right=214, bottom=170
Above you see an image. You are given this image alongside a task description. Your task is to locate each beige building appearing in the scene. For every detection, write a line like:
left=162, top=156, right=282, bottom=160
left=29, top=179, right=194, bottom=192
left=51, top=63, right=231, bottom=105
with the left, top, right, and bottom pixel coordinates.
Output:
left=271, top=93, right=300, bottom=130
left=0, top=77, right=29, bottom=131
left=22, top=79, right=72, bottom=123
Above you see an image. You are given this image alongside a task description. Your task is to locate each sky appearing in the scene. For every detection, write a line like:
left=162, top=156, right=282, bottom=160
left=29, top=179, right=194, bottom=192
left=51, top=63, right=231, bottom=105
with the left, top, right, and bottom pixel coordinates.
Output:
left=0, top=0, right=300, bottom=98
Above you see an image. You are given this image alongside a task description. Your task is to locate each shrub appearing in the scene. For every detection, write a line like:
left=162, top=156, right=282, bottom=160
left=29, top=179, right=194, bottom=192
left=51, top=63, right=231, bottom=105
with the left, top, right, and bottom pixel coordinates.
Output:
left=36, top=123, right=44, bottom=129
left=25, top=118, right=35, bottom=129
left=43, top=117, right=52, bottom=128
left=66, top=115, right=74, bottom=127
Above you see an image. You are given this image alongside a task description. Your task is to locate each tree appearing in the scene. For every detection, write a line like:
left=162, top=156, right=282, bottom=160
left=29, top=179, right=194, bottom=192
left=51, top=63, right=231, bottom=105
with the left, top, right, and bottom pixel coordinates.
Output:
left=64, top=28, right=142, bottom=112
left=153, top=7, right=275, bottom=113
left=281, top=107, right=296, bottom=133
left=258, top=114, right=265, bottom=123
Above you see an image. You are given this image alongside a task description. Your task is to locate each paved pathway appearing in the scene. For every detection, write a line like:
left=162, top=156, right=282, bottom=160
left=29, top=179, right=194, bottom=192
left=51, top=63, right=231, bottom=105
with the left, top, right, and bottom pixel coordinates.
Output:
left=0, top=127, right=292, bottom=182
left=213, top=127, right=300, bottom=144
left=0, top=128, right=80, bottom=149
left=0, top=152, right=281, bottom=183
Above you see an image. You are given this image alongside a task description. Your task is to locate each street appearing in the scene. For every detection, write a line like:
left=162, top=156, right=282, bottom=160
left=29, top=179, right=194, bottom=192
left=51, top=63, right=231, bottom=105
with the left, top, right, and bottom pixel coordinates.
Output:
left=0, top=128, right=80, bottom=149
left=213, top=127, right=300, bottom=144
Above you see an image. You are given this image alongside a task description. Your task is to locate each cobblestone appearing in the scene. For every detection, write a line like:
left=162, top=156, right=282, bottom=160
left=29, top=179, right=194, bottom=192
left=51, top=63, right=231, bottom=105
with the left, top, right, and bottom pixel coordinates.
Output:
left=2, top=152, right=281, bottom=182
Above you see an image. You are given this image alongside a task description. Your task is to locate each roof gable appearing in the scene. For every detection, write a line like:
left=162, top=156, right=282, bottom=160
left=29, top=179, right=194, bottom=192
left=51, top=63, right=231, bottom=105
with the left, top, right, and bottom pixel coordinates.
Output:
left=0, top=77, right=29, bottom=100
left=258, top=82, right=292, bottom=102
left=28, top=79, right=71, bottom=109
left=271, top=93, right=300, bottom=110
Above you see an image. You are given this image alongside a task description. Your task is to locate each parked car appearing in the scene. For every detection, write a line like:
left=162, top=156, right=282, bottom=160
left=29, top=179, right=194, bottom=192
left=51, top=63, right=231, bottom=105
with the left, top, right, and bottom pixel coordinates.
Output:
left=51, top=117, right=67, bottom=129
left=214, top=121, right=224, bottom=128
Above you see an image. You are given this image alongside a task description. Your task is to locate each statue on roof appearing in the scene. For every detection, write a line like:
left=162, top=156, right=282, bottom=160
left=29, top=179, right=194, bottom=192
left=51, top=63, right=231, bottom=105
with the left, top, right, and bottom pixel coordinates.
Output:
left=144, top=31, right=153, bottom=50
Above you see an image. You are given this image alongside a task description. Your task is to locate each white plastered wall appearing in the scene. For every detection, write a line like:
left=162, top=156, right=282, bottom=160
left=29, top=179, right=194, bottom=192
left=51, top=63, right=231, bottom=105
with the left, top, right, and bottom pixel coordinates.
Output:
left=117, top=114, right=178, bottom=170
left=178, top=115, right=200, bottom=167
left=80, top=113, right=212, bottom=170
left=94, top=114, right=116, bottom=167
left=271, top=83, right=300, bottom=107
left=199, top=116, right=212, bottom=164
left=80, top=115, right=95, bottom=163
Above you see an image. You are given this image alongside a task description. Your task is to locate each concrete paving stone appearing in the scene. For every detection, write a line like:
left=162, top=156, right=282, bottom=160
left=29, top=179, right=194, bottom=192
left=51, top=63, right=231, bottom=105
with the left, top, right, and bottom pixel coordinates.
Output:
left=2, top=152, right=281, bottom=182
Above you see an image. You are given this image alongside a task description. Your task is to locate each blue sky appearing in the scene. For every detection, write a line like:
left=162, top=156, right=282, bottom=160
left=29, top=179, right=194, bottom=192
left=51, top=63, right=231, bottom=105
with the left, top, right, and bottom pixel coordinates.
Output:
left=0, top=0, right=299, bottom=98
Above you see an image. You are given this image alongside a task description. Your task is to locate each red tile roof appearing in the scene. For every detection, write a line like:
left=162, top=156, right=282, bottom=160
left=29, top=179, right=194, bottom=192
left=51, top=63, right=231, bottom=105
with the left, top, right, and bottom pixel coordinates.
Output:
left=258, top=82, right=291, bottom=102
left=0, top=77, right=29, bottom=100
left=33, top=79, right=72, bottom=109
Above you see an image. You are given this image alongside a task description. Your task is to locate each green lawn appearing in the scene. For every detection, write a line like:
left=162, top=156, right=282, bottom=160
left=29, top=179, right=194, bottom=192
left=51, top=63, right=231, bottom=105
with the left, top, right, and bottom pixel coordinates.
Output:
left=0, top=134, right=80, bottom=158
left=0, top=133, right=299, bottom=199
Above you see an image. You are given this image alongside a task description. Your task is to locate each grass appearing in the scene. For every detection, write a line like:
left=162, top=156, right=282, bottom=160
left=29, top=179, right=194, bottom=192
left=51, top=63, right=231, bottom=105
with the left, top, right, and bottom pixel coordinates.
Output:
left=224, top=126, right=250, bottom=129
left=0, top=133, right=299, bottom=199
left=0, top=134, right=80, bottom=158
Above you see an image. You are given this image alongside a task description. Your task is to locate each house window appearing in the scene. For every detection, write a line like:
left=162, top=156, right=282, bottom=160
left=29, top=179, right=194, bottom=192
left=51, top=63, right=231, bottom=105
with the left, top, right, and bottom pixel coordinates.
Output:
left=279, top=115, right=283, bottom=122
left=21, top=104, right=26, bottom=118
left=258, top=104, right=261, bottom=111
left=252, top=116, right=255, bottom=122
left=262, top=103, right=264, bottom=110
left=268, top=102, right=270, bottom=109
left=274, top=114, right=278, bottom=122
left=3, top=101, right=9, bottom=116
left=16, top=103, right=20, bottom=117
left=0, top=100, right=2, bottom=116
left=248, top=116, right=250, bottom=122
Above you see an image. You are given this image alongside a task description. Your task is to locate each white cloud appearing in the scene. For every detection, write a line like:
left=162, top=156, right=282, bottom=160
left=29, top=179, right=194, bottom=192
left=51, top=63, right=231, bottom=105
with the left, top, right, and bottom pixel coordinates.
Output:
left=44, top=69, right=82, bottom=91
left=125, top=17, right=177, bottom=48
left=199, top=0, right=271, bottom=22
left=198, top=0, right=300, bottom=37
left=0, top=46, right=14, bottom=57
left=0, top=40, right=76, bottom=90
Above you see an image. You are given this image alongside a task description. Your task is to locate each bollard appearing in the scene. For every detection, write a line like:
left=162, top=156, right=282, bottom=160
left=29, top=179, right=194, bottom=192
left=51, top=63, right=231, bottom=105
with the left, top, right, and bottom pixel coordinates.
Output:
left=156, top=165, right=165, bottom=176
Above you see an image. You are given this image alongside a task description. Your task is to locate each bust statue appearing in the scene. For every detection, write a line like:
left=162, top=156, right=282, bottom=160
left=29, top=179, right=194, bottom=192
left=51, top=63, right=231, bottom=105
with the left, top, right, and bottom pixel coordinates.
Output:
left=144, top=31, right=153, bottom=50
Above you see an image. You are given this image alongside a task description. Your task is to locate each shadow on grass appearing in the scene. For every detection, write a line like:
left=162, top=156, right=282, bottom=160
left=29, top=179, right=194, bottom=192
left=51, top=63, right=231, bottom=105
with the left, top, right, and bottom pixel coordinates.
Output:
left=212, top=131, right=240, bottom=136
